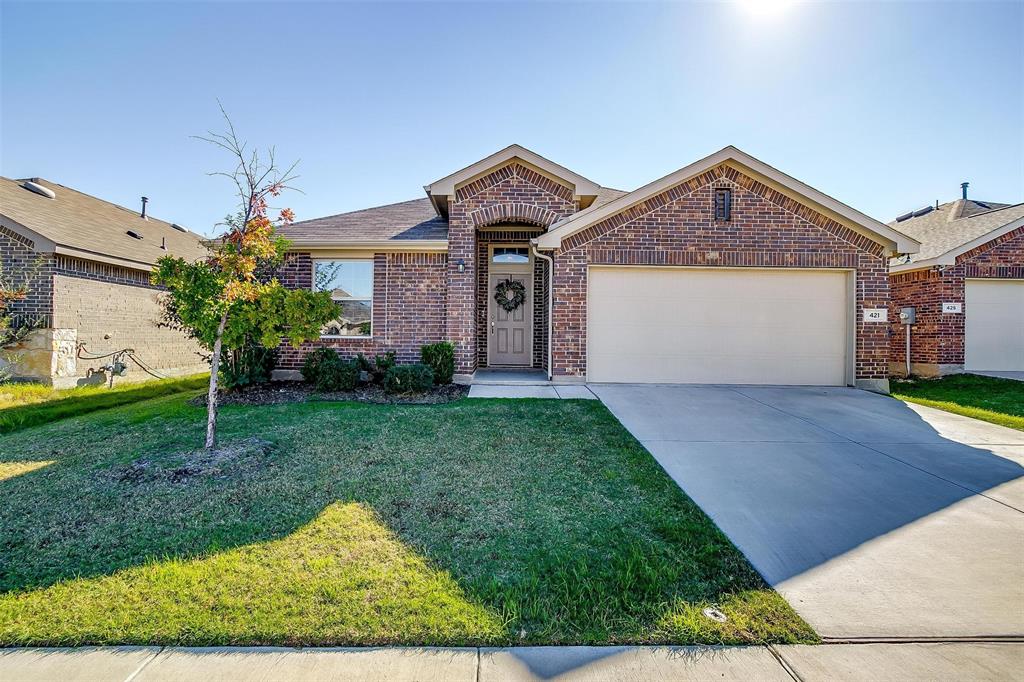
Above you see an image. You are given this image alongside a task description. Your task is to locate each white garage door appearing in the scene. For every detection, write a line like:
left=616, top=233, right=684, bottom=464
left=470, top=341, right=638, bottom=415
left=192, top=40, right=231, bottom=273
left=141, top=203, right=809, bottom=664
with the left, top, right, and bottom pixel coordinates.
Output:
left=588, top=267, right=850, bottom=385
left=965, top=279, right=1024, bottom=371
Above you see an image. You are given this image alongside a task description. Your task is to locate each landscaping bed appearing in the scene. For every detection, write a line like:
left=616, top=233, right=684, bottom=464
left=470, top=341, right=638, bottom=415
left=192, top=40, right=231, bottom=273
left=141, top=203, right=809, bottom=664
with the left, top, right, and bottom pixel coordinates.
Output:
left=190, top=381, right=469, bottom=406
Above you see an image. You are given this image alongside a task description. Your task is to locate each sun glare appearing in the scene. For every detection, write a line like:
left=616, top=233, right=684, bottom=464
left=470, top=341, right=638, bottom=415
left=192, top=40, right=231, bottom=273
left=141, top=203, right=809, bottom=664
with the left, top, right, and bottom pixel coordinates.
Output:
left=737, top=0, right=797, bottom=16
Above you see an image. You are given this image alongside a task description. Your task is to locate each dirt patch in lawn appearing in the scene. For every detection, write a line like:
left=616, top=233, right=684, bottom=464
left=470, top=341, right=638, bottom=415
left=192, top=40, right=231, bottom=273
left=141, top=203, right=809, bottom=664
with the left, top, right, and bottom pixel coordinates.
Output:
left=189, top=381, right=469, bottom=407
left=107, top=437, right=275, bottom=484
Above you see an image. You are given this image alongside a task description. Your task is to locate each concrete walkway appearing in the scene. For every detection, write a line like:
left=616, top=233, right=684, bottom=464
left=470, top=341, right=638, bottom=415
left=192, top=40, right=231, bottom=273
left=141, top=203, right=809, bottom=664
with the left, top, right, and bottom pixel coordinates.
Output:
left=590, top=384, right=1024, bottom=640
left=969, top=370, right=1024, bottom=382
left=1, top=643, right=1020, bottom=681
left=468, top=384, right=597, bottom=399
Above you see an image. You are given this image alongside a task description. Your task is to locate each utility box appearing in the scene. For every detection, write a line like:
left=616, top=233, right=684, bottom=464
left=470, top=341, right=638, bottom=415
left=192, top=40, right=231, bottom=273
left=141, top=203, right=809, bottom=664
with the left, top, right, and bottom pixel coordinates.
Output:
left=900, top=307, right=916, bottom=325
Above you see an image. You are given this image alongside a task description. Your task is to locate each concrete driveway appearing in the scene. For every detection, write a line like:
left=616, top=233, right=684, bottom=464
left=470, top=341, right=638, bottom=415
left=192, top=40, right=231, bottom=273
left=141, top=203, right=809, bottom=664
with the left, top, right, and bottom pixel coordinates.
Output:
left=590, top=384, right=1024, bottom=640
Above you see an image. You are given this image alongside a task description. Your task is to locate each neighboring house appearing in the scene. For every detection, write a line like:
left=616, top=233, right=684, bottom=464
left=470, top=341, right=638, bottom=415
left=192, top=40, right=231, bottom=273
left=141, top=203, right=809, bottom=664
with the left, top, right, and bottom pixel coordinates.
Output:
left=0, top=177, right=210, bottom=387
left=276, top=145, right=919, bottom=393
left=888, top=186, right=1024, bottom=376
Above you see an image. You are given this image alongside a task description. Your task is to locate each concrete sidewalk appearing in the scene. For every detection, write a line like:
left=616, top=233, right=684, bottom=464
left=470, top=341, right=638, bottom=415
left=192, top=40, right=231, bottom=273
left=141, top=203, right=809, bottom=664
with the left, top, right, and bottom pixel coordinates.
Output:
left=1, top=643, right=1021, bottom=681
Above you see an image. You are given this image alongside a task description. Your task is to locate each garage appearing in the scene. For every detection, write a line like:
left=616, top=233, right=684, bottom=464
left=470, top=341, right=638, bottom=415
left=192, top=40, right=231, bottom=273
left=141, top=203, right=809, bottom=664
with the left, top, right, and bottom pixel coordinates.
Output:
left=965, top=279, right=1024, bottom=371
left=587, top=267, right=850, bottom=385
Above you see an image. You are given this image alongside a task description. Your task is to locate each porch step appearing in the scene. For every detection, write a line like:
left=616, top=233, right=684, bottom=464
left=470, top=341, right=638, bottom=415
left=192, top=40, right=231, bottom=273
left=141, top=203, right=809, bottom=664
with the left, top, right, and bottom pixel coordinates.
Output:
left=471, top=369, right=551, bottom=386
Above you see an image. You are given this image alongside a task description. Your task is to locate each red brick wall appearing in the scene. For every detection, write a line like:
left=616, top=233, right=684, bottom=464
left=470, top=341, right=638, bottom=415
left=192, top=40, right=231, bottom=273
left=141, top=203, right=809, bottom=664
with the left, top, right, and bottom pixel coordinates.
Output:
left=276, top=251, right=448, bottom=369
left=889, top=226, right=1024, bottom=374
left=447, top=162, right=577, bottom=375
left=551, top=164, right=891, bottom=381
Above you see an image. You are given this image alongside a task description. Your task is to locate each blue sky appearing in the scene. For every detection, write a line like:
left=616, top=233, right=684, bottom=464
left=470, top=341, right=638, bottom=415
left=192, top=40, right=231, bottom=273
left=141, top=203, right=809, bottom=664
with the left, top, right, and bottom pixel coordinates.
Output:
left=2, top=1, right=1022, bottom=236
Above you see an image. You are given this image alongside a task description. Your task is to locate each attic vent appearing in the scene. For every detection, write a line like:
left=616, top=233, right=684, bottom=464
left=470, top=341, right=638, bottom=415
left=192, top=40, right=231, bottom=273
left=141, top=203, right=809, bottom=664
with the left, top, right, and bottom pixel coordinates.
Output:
left=170, top=223, right=188, bottom=232
left=126, top=230, right=144, bottom=240
left=912, top=206, right=933, bottom=218
left=21, top=181, right=56, bottom=200
left=714, top=188, right=732, bottom=221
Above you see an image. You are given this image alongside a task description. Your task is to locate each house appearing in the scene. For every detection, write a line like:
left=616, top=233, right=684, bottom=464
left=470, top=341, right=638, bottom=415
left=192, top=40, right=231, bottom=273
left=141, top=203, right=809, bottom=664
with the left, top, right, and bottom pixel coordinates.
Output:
left=275, top=145, right=920, bottom=393
left=0, top=177, right=210, bottom=387
left=888, top=186, right=1024, bottom=377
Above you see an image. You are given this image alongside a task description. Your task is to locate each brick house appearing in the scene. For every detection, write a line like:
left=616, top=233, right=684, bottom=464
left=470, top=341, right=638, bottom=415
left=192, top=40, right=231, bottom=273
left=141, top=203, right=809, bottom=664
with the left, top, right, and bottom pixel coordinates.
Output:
left=276, top=145, right=919, bottom=393
left=0, top=177, right=209, bottom=387
left=888, top=189, right=1024, bottom=377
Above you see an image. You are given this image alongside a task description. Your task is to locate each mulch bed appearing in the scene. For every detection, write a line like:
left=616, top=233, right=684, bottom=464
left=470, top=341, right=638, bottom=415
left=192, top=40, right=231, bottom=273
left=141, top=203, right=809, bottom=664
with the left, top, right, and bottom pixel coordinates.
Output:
left=190, top=381, right=469, bottom=407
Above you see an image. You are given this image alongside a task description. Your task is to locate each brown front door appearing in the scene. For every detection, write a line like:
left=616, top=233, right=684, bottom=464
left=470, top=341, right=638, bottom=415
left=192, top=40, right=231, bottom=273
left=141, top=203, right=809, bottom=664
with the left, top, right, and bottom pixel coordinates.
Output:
left=489, top=272, right=532, bottom=366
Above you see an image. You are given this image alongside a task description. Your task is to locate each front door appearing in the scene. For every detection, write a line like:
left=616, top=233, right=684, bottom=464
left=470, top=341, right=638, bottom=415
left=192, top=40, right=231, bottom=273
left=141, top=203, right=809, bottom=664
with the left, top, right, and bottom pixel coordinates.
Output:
left=488, top=271, right=532, bottom=366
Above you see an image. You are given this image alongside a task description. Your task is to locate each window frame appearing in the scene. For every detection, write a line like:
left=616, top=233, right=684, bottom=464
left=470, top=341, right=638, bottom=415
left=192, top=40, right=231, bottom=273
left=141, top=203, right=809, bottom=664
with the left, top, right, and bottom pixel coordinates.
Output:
left=312, top=258, right=374, bottom=339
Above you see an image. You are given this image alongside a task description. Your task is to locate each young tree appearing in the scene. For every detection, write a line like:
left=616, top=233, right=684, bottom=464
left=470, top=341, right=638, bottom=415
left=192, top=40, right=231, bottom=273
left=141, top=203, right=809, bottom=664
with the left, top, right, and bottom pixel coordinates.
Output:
left=155, top=110, right=338, bottom=449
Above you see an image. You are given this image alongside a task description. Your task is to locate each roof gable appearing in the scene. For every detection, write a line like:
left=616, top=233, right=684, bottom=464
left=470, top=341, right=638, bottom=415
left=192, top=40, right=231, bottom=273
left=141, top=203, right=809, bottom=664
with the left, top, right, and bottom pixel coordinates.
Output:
left=535, top=146, right=920, bottom=257
left=424, top=144, right=600, bottom=218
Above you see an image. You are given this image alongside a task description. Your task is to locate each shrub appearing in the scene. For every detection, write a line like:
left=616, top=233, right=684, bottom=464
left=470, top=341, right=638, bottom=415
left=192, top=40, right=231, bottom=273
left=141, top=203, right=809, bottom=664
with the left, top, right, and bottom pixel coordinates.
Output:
left=220, top=344, right=276, bottom=391
left=420, top=342, right=454, bottom=384
left=384, top=364, right=434, bottom=394
left=315, top=357, right=359, bottom=392
left=300, top=348, right=359, bottom=392
left=301, top=348, right=338, bottom=383
left=355, top=351, right=396, bottom=385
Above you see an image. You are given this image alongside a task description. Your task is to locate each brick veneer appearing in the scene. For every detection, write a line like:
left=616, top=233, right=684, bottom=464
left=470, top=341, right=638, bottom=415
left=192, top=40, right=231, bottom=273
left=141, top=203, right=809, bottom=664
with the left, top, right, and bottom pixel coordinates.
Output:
left=276, top=251, right=448, bottom=369
left=447, top=162, right=578, bottom=375
left=1, top=228, right=55, bottom=326
left=889, top=226, right=1024, bottom=376
left=550, top=164, right=891, bottom=382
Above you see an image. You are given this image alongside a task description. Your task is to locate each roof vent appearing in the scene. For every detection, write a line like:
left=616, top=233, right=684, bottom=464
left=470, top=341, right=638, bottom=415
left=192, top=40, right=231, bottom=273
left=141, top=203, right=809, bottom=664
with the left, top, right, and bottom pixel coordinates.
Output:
left=911, top=205, right=933, bottom=218
left=170, top=223, right=188, bottom=232
left=21, top=181, right=56, bottom=200
left=141, top=196, right=149, bottom=220
left=895, top=211, right=914, bottom=222
left=126, top=230, right=144, bottom=240
left=961, top=182, right=969, bottom=200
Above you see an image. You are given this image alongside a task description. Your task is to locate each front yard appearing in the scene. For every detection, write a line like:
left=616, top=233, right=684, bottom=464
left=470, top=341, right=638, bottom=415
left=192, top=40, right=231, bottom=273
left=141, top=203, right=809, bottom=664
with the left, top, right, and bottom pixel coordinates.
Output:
left=892, top=373, right=1024, bottom=431
left=0, top=389, right=814, bottom=646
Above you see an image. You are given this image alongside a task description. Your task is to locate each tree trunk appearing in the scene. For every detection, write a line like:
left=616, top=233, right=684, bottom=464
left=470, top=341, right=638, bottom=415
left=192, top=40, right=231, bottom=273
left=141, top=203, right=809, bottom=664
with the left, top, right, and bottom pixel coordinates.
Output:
left=205, top=310, right=229, bottom=449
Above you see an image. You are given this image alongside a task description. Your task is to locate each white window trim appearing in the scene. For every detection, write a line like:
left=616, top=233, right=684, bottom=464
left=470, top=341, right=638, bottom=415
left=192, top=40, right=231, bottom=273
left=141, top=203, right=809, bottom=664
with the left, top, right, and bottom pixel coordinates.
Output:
left=313, top=258, right=374, bottom=339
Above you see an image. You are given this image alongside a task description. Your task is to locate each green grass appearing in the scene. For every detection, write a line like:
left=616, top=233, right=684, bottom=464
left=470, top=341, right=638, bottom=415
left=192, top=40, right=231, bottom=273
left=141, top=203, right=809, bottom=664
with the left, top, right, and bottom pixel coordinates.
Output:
left=0, top=393, right=814, bottom=647
left=0, top=374, right=208, bottom=434
left=892, top=373, right=1024, bottom=431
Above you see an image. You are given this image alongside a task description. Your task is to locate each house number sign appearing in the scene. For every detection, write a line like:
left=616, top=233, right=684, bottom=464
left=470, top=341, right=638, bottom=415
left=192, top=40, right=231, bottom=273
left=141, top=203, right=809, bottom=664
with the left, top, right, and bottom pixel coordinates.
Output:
left=942, top=302, right=962, bottom=314
left=863, top=308, right=888, bottom=323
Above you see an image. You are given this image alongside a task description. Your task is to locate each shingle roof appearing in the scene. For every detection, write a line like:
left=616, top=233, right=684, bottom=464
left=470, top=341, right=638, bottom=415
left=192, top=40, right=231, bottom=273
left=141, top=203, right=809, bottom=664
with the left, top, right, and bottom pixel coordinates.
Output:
left=889, top=199, right=1024, bottom=264
left=0, top=176, right=207, bottom=268
left=280, top=187, right=630, bottom=245
left=280, top=198, right=448, bottom=244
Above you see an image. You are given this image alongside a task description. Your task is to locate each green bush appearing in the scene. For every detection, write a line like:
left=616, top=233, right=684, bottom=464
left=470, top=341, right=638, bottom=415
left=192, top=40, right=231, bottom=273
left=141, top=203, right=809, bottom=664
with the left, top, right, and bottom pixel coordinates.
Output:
left=383, top=364, right=434, bottom=394
left=301, top=348, right=359, bottom=392
left=420, top=342, right=454, bottom=384
left=315, top=357, right=359, bottom=392
left=355, top=351, right=396, bottom=385
left=301, top=348, right=338, bottom=383
left=220, top=344, right=276, bottom=391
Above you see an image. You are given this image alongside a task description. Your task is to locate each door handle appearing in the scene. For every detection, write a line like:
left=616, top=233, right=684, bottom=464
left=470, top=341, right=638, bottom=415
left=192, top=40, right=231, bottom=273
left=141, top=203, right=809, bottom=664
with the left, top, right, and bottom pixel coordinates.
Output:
left=490, top=321, right=495, bottom=335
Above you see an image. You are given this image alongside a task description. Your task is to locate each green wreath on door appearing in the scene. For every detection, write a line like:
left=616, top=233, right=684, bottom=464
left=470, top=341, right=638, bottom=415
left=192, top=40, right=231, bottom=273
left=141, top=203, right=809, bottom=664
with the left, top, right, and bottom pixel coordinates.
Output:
left=494, top=278, right=526, bottom=312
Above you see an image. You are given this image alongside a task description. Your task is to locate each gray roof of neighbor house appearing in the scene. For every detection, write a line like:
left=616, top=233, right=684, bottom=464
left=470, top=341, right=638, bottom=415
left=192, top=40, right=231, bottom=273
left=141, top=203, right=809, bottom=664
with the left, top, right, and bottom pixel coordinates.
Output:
left=889, top=199, right=1024, bottom=264
left=280, top=187, right=629, bottom=246
left=0, top=176, right=207, bottom=270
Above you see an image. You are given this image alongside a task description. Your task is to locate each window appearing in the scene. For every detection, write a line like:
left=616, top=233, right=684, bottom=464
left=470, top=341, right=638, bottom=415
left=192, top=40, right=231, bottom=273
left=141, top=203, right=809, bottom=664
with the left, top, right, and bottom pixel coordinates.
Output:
left=714, top=188, right=732, bottom=221
left=314, top=260, right=373, bottom=337
left=492, top=247, right=529, bottom=264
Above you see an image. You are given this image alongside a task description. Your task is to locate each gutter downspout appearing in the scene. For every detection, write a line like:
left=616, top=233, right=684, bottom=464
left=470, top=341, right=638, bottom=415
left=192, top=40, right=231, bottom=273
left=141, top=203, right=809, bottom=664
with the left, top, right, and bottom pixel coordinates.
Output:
left=531, top=243, right=554, bottom=381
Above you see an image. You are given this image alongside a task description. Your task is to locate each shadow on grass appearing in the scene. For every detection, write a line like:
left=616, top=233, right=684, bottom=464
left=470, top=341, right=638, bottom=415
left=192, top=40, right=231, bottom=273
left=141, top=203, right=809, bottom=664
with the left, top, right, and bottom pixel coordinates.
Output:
left=0, top=394, right=813, bottom=646
left=0, top=375, right=208, bottom=434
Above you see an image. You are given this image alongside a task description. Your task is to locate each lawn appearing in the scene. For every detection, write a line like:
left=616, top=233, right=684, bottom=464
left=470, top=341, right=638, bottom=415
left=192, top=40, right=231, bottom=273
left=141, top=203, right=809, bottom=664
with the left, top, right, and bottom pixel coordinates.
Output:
left=0, top=374, right=208, bottom=434
left=0, top=391, right=814, bottom=647
left=892, top=373, right=1024, bottom=431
